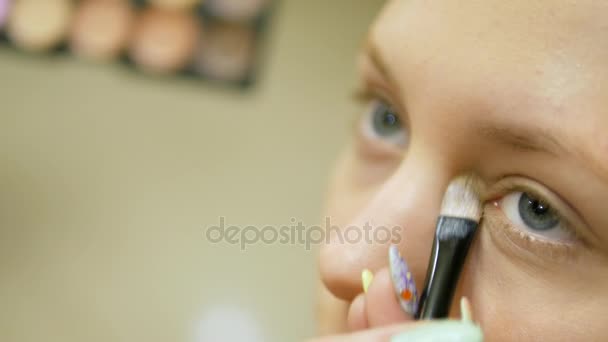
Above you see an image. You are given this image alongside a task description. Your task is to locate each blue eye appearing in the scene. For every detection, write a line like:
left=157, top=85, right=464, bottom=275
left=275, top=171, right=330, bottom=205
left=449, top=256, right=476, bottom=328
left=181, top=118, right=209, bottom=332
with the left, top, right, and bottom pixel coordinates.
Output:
left=372, top=101, right=401, bottom=136
left=518, top=192, right=560, bottom=231
left=499, top=191, right=572, bottom=242
left=362, top=100, right=409, bottom=148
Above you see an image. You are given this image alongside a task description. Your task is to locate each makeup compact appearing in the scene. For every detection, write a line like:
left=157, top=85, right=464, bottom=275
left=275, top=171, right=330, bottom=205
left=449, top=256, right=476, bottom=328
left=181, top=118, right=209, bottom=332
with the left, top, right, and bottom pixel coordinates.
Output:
left=70, top=0, right=134, bottom=61
left=7, top=0, right=73, bottom=52
left=129, top=7, right=199, bottom=73
left=0, top=0, right=275, bottom=88
left=149, top=0, right=201, bottom=10
left=0, top=0, right=11, bottom=29
left=195, top=22, right=255, bottom=82
left=205, top=0, right=268, bottom=22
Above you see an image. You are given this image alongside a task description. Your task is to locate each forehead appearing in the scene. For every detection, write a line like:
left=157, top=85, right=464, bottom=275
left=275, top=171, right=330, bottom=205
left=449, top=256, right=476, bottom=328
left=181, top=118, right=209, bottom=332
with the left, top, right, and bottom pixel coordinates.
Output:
left=367, top=0, right=608, bottom=168
left=372, top=0, right=608, bottom=103
left=376, top=0, right=608, bottom=49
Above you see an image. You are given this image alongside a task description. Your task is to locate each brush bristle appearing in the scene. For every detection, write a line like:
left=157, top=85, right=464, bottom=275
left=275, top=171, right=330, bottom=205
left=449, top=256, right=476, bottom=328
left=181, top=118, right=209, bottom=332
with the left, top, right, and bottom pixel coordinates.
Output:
left=436, top=217, right=477, bottom=239
left=439, top=175, right=482, bottom=222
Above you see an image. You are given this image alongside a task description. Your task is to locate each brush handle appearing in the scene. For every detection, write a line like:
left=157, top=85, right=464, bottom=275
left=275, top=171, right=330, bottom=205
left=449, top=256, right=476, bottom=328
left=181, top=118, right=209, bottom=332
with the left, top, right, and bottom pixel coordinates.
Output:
left=416, top=217, right=477, bottom=319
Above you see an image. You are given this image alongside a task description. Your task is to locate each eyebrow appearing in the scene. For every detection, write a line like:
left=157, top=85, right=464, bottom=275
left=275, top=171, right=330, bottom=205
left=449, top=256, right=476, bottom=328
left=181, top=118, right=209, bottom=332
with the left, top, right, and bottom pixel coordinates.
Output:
left=363, top=36, right=395, bottom=85
left=363, top=34, right=608, bottom=183
left=364, top=31, right=564, bottom=154
left=476, top=123, right=565, bottom=155
left=479, top=121, right=608, bottom=182
left=364, top=37, right=562, bottom=156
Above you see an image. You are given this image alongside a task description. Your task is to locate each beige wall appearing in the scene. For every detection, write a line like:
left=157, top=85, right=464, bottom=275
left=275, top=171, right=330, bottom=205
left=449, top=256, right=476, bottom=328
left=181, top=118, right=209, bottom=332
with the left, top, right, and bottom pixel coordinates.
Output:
left=0, top=1, right=384, bottom=341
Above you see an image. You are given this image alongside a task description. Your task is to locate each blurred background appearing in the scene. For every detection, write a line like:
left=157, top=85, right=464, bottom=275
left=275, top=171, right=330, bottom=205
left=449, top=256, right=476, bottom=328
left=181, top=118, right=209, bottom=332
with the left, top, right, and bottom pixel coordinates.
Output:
left=0, top=0, right=384, bottom=341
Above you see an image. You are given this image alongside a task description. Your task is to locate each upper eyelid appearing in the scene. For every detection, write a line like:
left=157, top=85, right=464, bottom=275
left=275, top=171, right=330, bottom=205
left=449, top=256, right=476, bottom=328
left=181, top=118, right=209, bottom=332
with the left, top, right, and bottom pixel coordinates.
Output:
left=361, top=37, right=398, bottom=88
left=483, top=177, right=596, bottom=243
left=498, top=190, right=577, bottom=243
left=353, top=86, right=392, bottom=106
left=358, top=50, right=406, bottom=112
left=485, top=179, right=570, bottom=223
left=352, top=87, right=376, bottom=104
left=353, top=105, right=408, bottom=158
left=353, top=86, right=410, bottom=126
left=483, top=205, right=582, bottom=264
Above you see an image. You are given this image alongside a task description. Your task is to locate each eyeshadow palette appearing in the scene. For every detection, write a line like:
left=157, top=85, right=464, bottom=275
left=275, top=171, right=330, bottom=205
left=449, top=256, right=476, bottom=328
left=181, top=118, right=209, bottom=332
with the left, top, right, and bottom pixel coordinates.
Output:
left=0, top=0, right=275, bottom=88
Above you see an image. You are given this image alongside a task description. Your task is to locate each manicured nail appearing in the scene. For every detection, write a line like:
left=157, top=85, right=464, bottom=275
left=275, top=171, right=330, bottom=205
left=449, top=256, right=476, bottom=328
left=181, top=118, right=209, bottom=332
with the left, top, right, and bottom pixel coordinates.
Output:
left=390, top=320, right=484, bottom=342
left=389, top=244, right=418, bottom=315
left=460, top=297, right=473, bottom=323
left=390, top=297, right=483, bottom=341
left=361, top=269, right=374, bottom=293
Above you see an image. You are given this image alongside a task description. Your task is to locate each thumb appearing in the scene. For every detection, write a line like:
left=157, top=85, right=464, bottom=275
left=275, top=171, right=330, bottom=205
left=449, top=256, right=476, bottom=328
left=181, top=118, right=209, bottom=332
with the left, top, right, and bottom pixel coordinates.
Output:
left=309, top=320, right=483, bottom=342
left=365, top=267, right=415, bottom=327
left=347, top=244, right=419, bottom=330
left=311, top=298, right=483, bottom=342
left=346, top=268, right=413, bottom=331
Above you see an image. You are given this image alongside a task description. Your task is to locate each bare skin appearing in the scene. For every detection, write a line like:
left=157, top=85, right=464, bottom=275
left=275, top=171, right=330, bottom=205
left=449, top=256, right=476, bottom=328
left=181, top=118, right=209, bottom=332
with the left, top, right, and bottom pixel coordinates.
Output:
left=315, top=0, right=608, bottom=341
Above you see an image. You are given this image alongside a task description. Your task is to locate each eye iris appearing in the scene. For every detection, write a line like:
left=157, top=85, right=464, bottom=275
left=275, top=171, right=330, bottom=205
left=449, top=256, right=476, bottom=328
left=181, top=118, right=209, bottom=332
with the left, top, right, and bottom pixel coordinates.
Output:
left=518, top=192, right=559, bottom=230
left=372, top=103, right=401, bottom=137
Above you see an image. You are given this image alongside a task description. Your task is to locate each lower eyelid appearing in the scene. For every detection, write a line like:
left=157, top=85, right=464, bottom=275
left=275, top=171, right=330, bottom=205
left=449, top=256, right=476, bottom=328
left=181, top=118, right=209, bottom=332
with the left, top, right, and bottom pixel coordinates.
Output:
left=485, top=177, right=587, bottom=236
left=483, top=204, right=581, bottom=264
left=355, top=123, right=405, bottom=159
left=354, top=106, right=406, bottom=158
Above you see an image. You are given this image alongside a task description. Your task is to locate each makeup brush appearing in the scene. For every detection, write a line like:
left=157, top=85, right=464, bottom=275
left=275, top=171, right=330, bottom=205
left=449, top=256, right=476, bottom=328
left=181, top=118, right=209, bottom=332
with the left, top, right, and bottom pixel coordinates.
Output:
left=416, top=175, right=482, bottom=319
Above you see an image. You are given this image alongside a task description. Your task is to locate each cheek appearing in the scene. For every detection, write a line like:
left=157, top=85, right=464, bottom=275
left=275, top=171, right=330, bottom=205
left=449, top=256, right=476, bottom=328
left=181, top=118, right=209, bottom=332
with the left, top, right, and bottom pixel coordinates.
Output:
left=460, top=230, right=539, bottom=341
left=320, top=142, right=451, bottom=303
left=460, top=228, right=608, bottom=341
left=323, top=145, right=390, bottom=226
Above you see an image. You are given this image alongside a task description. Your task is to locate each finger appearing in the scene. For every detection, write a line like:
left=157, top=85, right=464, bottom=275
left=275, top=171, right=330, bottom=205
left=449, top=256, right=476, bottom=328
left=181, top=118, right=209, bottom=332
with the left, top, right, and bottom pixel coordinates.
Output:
left=347, top=293, right=368, bottom=331
left=317, top=281, right=350, bottom=335
left=308, top=320, right=483, bottom=342
left=307, top=322, right=426, bottom=342
left=365, top=268, right=413, bottom=327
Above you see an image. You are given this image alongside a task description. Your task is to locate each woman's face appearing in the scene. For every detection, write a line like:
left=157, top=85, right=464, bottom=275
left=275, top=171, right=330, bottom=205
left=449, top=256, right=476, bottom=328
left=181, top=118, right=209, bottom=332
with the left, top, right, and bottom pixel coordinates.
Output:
left=319, top=0, right=608, bottom=340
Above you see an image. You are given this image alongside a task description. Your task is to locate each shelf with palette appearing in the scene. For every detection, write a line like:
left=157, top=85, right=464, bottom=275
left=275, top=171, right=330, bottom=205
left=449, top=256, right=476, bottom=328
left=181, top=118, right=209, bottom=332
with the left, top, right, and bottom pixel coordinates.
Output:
left=0, top=0, right=277, bottom=89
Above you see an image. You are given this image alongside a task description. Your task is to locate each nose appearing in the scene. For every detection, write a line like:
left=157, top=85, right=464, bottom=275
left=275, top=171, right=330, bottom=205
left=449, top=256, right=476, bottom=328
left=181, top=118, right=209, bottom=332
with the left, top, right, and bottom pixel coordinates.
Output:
left=319, top=151, right=450, bottom=301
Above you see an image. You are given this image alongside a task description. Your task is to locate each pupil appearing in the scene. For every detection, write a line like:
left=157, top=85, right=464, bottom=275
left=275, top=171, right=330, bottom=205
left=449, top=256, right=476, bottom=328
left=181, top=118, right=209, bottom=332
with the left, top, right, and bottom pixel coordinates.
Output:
left=371, top=101, right=401, bottom=137
left=382, top=113, right=398, bottom=127
left=518, top=192, right=559, bottom=231
left=529, top=198, right=549, bottom=215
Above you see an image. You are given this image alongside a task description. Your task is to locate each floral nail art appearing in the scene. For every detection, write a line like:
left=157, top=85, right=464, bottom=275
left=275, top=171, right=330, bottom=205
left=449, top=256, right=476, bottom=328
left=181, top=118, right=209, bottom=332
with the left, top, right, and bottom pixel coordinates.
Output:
left=389, top=244, right=418, bottom=315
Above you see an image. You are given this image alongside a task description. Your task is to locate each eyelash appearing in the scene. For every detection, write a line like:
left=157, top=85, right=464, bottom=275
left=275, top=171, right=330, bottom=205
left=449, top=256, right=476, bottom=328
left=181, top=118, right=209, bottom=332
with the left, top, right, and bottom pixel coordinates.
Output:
left=352, top=89, right=586, bottom=261
left=353, top=87, right=393, bottom=108
left=483, top=181, right=583, bottom=261
left=355, top=88, right=409, bottom=130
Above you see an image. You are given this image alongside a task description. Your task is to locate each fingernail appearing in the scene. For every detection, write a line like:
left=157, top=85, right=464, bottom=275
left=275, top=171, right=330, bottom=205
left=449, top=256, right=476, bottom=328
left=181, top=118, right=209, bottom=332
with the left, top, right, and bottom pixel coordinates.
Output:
left=390, top=297, right=483, bottom=341
left=361, top=269, right=374, bottom=293
left=390, top=321, right=483, bottom=342
left=389, top=244, right=418, bottom=315
left=460, top=297, right=473, bottom=323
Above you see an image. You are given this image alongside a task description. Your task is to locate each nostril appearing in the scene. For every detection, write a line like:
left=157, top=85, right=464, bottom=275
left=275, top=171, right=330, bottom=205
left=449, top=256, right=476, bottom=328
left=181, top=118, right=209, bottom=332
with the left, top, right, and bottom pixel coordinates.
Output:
left=319, top=243, right=368, bottom=301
